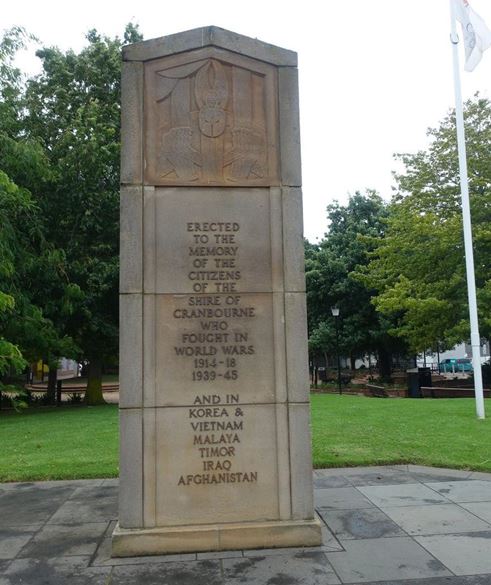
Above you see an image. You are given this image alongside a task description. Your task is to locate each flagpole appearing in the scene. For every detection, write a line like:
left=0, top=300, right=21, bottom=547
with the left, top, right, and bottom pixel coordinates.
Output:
left=449, top=0, right=485, bottom=419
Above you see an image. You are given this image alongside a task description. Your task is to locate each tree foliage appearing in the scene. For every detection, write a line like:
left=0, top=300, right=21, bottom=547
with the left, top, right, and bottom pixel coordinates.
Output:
left=0, top=170, right=29, bottom=379
left=0, top=28, right=43, bottom=394
left=362, top=96, right=491, bottom=353
left=0, top=24, right=142, bottom=405
left=0, top=27, right=78, bottom=406
left=306, top=191, right=404, bottom=378
left=21, top=25, right=142, bottom=403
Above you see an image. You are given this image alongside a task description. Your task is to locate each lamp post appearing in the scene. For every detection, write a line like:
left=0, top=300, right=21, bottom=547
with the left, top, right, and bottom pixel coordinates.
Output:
left=331, top=306, right=342, bottom=395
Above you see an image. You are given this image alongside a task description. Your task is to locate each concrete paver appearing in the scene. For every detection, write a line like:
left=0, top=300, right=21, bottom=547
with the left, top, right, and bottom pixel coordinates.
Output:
left=47, top=486, right=117, bottom=525
left=461, top=502, right=491, bottom=524
left=19, top=522, right=108, bottom=558
left=315, top=487, right=375, bottom=510
left=0, top=527, right=38, bottom=560
left=426, top=481, right=491, bottom=503
left=110, top=559, right=223, bottom=585
left=317, top=508, right=406, bottom=540
left=222, top=551, right=341, bottom=585
left=1, top=465, right=490, bottom=584
left=197, top=550, right=244, bottom=560
left=0, top=556, right=110, bottom=585
left=381, top=503, right=491, bottom=535
left=468, top=472, right=491, bottom=482
left=326, top=537, right=451, bottom=583
left=319, top=521, right=345, bottom=552
left=342, top=470, right=418, bottom=487
left=358, top=483, right=450, bottom=507
left=415, top=532, right=491, bottom=576
left=346, top=576, right=491, bottom=585
left=405, top=465, right=474, bottom=481
left=314, top=474, right=352, bottom=489
left=0, top=486, right=74, bottom=526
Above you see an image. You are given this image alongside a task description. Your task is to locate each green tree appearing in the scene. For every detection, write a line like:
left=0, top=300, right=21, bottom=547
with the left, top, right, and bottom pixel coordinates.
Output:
left=363, top=96, right=491, bottom=353
left=306, top=191, right=405, bottom=379
left=0, top=29, right=30, bottom=391
left=0, top=170, right=29, bottom=400
left=23, top=25, right=142, bottom=404
left=0, top=27, right=79, bottom=404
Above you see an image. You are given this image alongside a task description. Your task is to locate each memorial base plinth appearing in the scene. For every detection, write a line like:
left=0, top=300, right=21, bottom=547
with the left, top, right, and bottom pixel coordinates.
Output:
left=111, top=518, right=322, bottom=557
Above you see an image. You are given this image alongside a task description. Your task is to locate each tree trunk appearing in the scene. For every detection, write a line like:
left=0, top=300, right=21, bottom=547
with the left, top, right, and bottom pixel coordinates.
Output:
left=377, top=347, right=392, bottom=382
left=56, top=380, right=63, bottom=406
left=349, top=352, right=356, bottom=371
left=47, top=366, right=58, bottom=405
left=85, top=358, right=106, bottom=405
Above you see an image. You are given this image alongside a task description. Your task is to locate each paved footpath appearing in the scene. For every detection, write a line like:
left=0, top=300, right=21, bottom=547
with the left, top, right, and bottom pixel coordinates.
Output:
left=1, top=465, right=491, bottom=584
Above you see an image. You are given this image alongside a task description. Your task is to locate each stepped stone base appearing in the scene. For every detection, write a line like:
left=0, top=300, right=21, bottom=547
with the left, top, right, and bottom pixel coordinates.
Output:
left=112, top=518, right=322, bottom=557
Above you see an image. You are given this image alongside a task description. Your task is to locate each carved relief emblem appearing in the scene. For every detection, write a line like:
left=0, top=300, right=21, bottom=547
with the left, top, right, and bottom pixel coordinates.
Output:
left=195, top=61, right=228, bottom=138
left=159, top=127, right=200, bottom=182
left=145, top=51, right=277, bottom=186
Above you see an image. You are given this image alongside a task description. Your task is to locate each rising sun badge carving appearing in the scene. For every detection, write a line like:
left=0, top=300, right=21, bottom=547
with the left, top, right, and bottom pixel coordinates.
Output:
left=147, top=55, right=274, bottom=185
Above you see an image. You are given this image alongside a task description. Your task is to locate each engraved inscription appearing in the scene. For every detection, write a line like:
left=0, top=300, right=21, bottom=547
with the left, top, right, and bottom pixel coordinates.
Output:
left=152, top=188, right=272, bottom=294
left=155, top=292, right=274, bottom=406
left=155, top=404, right=278, bottom=525
left=170, top=221, right=261, bottom=487
left=171, top=221, right=256, bottom=386
left=177, top=394, right=258, bottom=487
left=152, top=190, right=275, bottom=404
left=186, top=221, right=241, bottom=293
left=149, top=191, right=277, bottom=506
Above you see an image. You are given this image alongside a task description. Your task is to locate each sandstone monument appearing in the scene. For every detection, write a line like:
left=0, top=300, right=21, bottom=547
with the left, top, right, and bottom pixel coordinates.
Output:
left=113, top=26, right=322, bottom=556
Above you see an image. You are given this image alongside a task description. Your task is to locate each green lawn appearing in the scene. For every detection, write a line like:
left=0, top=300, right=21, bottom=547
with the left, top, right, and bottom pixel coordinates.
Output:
left=311, top=394, right=491, bottom=471
left=0, top=405, right=118, bottom=482
left=1, top=395, right=491, bottom=482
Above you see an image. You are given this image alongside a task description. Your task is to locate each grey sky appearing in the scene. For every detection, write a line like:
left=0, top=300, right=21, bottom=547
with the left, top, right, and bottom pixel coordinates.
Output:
left=3, top=0, right=491, bottom=240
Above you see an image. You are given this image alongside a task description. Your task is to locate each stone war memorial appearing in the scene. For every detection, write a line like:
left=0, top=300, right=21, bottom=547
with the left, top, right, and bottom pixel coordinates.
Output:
left=113, top=26, right=322, bottom=556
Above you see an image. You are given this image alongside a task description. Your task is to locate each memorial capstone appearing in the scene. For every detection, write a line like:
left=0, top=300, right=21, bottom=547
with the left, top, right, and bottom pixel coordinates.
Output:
left=113, top=26, right=322, bottom=556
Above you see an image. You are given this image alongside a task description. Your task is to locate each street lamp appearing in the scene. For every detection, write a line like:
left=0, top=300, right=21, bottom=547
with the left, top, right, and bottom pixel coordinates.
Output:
left=331, top=307, right=342, bottom=395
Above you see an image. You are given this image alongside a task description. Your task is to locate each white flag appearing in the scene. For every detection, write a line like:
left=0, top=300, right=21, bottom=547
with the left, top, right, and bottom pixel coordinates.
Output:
left=454, top=0, right=491, bottom=71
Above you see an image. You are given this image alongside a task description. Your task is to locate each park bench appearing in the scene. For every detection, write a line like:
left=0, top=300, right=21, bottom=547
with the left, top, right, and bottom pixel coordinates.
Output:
left=366, top=384, right=389, bottom=398
left=27, top=383, right=119, bottom=393
left=26, top=383, right=119, bottom=403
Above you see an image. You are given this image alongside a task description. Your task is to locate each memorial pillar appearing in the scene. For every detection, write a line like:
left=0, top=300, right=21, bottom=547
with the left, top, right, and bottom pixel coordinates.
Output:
left=114, top=26, right=322, bottom=556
